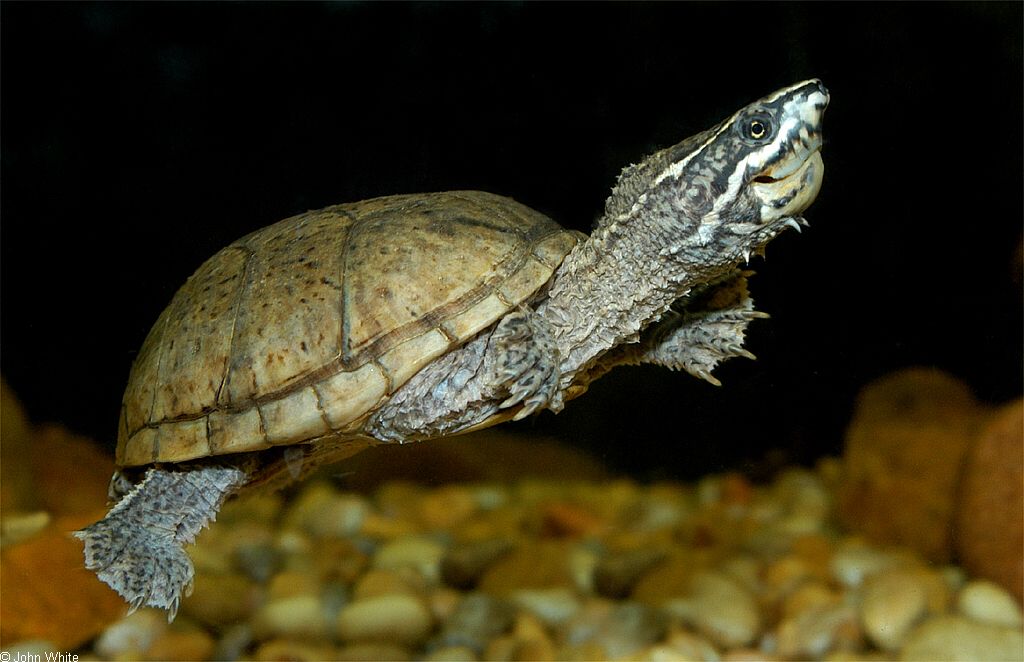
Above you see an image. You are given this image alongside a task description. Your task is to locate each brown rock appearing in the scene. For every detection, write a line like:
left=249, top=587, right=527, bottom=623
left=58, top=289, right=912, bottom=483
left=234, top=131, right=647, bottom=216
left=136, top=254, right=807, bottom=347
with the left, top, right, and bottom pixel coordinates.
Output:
left=145, top=623, right=216, bottom=661
left=32, top=425, right=114, bottom=516
left=478, top=541, right=575, bottom=595
left=1, top=378, right=36, bottom=511
left=837, top=368, right=982, bottom=562
left=0, top=520, right=126, bottom=649
left=956, top=399, right=1024, bottom=604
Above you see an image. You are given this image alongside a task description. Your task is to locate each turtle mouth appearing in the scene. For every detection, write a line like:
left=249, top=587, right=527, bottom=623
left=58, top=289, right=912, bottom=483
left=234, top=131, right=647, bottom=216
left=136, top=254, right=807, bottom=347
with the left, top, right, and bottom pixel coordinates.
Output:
left=750, top=149, right=824, bottom=218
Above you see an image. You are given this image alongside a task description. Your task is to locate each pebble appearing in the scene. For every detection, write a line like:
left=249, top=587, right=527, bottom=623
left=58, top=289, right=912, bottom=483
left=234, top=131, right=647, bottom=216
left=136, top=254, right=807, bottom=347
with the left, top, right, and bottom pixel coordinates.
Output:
left=432, top=593, right=515, bottom=652
left=181, top=572, right=260, bottom=626
left=93, top=609, right=167, bottom=659
left=373, top=536, right=447, bottom=584
left=510, top=587, right=581, bottom=626
left=76, top=451, right=1024, bottom=661
left=957, top=579, right=1024, bottom=628
left=664, top=570, right=760, bottom=648
left=899, top=614, right=1024, bottom=661
left=441, top=538, right=516, bottom=588
left=252, top=639, right=337, bottom=661
left=336, top=593, right=434, bottom=645
left=144, top=623, right=216, bottom=661
left=859, top=568, right=927, bottom=650
left=252, top=593, right=330, bottom=640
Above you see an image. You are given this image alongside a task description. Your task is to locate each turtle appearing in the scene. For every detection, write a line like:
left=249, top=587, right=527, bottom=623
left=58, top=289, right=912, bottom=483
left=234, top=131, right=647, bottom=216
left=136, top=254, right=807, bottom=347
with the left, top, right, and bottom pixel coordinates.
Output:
left=77, top=79, right=829, bottom=617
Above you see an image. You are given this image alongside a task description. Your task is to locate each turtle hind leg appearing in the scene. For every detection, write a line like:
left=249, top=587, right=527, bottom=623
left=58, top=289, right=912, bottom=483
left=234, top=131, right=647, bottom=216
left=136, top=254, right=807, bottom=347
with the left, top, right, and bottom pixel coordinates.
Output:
left=75, top=463, right=249, bottom=620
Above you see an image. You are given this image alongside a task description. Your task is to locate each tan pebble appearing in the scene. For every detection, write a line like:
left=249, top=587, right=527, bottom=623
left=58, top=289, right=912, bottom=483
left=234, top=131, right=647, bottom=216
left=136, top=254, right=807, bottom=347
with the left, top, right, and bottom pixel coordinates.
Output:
left=899, top=614, right=1024, bottom=661
left=376, top=481, right=426, bottom=516
left=292, top=490, right=368, bottom=539
left=663, top=571, right=760, bottom=649
left=425, top=645, right=479, bottom=661
left=478, top=540, right=575, bottom=595
left=592, top=602, right=667, bottom=659
left=419, top=485, right=478, bottom=529
left=374, top=536, right=446, bottom=583
left=830, top=539, right=902, bottom=588
left=360, top=511, right=421, bottom=539
left=353, top=567, right=426, bottom=600
left=218, top=491, right=283, bottom=524
left=865, top=583, right=915, bottom=648
left=428, top=586, right=464, bottom=623
left=336, top=593, right=433, bottom=645
left=470, top=484, right=509, bottom=511
left=266, top=569, right=320, bottom=601
left=144, top=624, right=215, bottom=662
left=568, top=544, right=600, bottom=594
left=93, top=609, right=167, bottom=659
left=631, top=551, right=697, bottom=604
left=627, top=644, right=697, bottom=661
left=253, top=593, right=329, bottom=640
left=252, top=639, right=337, bottom=661
left=594, top=548, right=668, bottom=599
left=310, top=538, right=370, bottom=583
left=775, top=604, right=860, bottom=659
left=957, top=579, right=1024, bottom=628
left=0, top=511, right=51, bottom=547
left=781, top=581, right=841, bottom=619
left=860, top=568, right=946, bottom=651
left=764, top=555, right=812, bottom=600
left=663, top=627, right=720, bottom=659
left=718, top=554, right=761, bottom=595
left=180, top=572, right=260, bottom=626
left=335, top=642, right=412, bottom=661
left=441, top=538, right=516, bottom=588
left=721, top=649, right=778, bottom=661
left=555, top=642, right=608, bottom=661
left=484, top=632, right=556, bottom=662
left=511, top=587, right=581, bottom=626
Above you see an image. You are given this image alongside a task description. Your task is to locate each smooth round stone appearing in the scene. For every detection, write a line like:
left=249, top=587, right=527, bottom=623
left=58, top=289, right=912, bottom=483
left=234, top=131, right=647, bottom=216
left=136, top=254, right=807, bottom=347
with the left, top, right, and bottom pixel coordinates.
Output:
left=425, top=645, right=478, bottom=661
left=432, top=593, right=515, bottom=652
left=775, top=604, right=860, bottom=659
left=593, top=603, right=666, bottom=660
left=594, top=548, right=667, bottom=599
left=93, top=609, right=167, bottom=659
left=253, top=593, right=329, bottom=640
left=418, top=486, right=478, bottom=529
left=337, top=593, right=434, bottom=645
left=210, top=623, right=253, bottom=662
left=664, top=571, right=760, bottom=648
left=899, top=614, right=1024, bottom=661
left=353, top=568, right=426, bottom=600
left=373, top=536, right=447, bottom=584
left=859, top=571, right=926, bottom=651
left=957, top=580, right=1023, bottom=628
left=830, top=541, right=901, bottom=588
left=287, top=483, right=369, bottom=539
left=335, top=642, right=412, bottom=661
left=253, top=639, right=337, bottom=661
left=441, top=538, right=516, bottom=589
left=144, top=624, right=215, bottom=662
left=510, top=587, right=582, bottom=626
left=181, top=572, right=260, bottom=626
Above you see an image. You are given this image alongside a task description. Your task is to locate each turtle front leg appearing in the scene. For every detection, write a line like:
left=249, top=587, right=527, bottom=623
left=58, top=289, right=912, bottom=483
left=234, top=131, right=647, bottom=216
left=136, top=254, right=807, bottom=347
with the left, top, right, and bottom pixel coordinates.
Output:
left=75, top=462, right=249, bottom=620
left=573, top=270, right=767, bottom=391
left=368, top=308, right=563, bottom=441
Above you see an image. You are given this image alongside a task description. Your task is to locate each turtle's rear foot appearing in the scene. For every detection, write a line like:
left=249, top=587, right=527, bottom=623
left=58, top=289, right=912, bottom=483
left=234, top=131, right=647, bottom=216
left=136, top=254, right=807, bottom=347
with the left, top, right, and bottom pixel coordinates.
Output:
left=74, top=463, right=248, bottom=620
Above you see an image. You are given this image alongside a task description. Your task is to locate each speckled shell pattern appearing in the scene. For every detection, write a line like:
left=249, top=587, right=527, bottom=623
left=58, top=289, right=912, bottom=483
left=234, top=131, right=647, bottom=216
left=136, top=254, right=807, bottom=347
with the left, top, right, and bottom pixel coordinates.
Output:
left=117, top=191, right=578, bottom=467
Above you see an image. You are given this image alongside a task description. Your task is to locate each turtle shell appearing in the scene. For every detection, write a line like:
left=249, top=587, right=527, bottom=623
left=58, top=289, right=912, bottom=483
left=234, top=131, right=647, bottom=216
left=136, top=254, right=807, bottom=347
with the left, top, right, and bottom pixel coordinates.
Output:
left=117, top=191, right=578, bottom=467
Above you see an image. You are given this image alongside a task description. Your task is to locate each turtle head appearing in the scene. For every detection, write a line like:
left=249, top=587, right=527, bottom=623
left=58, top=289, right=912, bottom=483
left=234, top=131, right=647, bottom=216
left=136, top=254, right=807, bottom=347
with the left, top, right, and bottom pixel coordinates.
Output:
left=603, top=79, right=828, bottom=268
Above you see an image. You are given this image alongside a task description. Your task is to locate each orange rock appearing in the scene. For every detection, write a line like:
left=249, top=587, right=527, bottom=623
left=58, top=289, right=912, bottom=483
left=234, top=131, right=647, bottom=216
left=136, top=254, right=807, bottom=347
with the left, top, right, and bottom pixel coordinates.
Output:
left=540, top=501, right=605, bottom=538
left=31, top=424, right=114, bottom=516
left=1, top=378, right=37, bottom=511
left=837, top=368, right=983, bottom=562
left=0, top=514, right=126, bottom=649
left=956, top=399, right=1024, bottom=604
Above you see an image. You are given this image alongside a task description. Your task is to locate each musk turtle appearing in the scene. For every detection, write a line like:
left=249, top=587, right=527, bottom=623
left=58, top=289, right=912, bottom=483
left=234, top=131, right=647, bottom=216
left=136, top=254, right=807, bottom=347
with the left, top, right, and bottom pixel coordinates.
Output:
left=78, top=79, right=829, bottom=617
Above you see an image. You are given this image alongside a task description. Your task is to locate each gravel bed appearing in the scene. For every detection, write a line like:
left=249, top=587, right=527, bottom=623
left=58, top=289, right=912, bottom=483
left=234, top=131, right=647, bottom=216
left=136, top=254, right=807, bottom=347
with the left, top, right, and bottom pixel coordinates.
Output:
left=57, top=459, right=1024, bottom=660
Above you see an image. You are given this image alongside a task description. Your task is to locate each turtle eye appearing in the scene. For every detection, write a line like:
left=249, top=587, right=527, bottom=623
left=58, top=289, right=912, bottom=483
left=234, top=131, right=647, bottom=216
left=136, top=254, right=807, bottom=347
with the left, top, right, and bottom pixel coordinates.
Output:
left=747, top=117, right=771, bottom=141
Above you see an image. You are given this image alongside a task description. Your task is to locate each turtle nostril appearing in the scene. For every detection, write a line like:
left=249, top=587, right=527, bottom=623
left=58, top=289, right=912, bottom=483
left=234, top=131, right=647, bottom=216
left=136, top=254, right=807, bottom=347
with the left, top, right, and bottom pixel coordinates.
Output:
left=753, top=175, right=776, bottom=184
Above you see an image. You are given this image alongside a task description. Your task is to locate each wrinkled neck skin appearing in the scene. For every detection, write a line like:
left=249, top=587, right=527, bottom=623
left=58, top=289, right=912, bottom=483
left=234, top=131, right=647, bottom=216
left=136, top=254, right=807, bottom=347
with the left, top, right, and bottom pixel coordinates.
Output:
left=540, top=189, right=741, bottom=388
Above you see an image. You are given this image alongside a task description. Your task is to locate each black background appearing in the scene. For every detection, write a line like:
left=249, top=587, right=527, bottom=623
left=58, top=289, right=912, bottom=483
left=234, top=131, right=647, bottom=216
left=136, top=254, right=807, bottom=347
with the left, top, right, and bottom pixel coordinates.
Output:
left=3, top=3, right=1021, bottom=480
